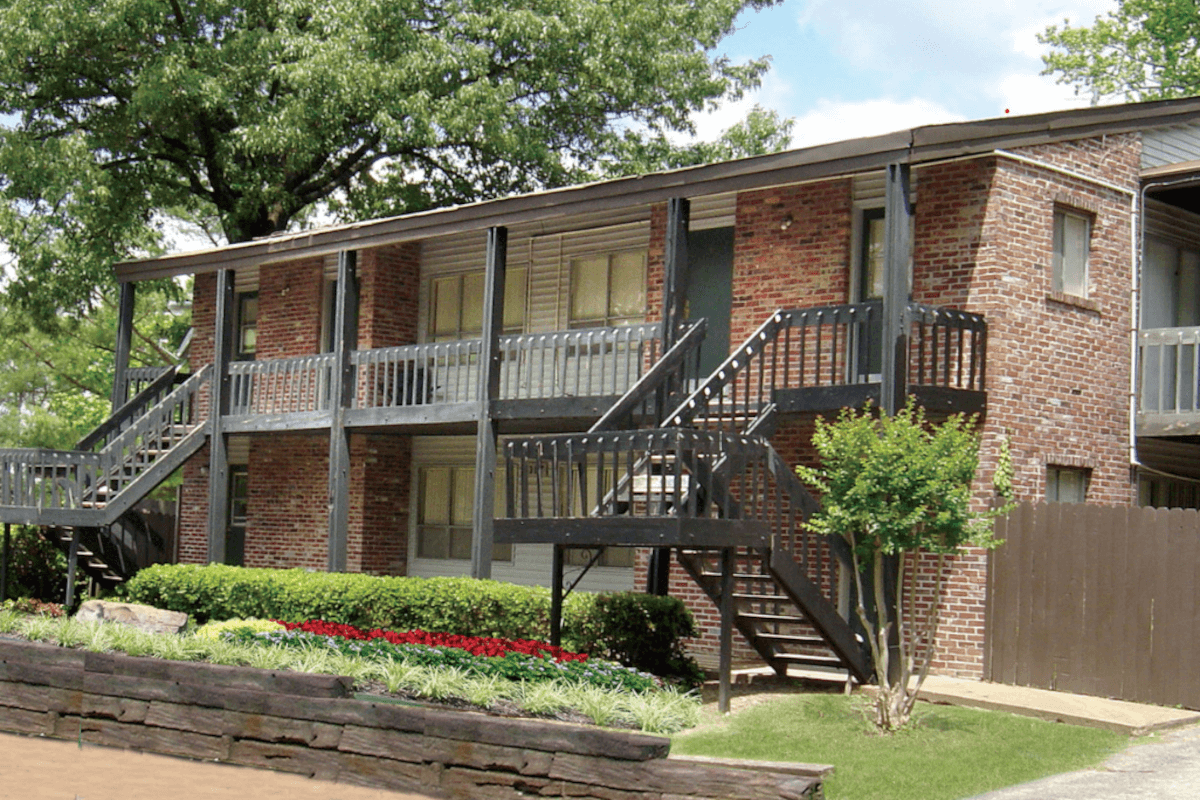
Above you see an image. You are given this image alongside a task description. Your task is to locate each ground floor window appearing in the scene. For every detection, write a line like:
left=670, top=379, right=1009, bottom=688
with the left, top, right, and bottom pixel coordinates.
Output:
left=1046, top=466, right=1089, bottom=503
left=416, top=466, right=512, bottom=562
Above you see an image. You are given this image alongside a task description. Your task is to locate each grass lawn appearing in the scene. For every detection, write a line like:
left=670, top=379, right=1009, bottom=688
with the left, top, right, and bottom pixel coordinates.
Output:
left=670, top=690, right=1127, bottom=800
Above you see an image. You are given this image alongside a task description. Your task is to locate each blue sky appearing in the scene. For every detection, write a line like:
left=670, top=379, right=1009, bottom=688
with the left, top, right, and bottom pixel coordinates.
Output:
left=694, top=0, right=1118, bottom=147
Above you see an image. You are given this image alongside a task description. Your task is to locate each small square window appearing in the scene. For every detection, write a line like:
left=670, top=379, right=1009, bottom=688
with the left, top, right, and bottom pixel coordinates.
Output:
left=1047, top=466, right=1088, bottom=504
left=1053, top=210, right=1090, bottom=298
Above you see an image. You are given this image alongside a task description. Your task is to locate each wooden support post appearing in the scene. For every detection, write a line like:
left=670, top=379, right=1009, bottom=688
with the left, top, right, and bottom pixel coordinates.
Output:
left=0, top=523, right=9, bottom=602
left=471, top=227, right=506, bottom=580
left=650, top=198, right=690, bottom=584
left=112, top=281, right=136, bottom=412
left=550, top=544, right=564, bottom=648
left=65, top=528, right=80, bottom=608
left=646, top=546, right=671, bottom=596
left=718, top=547, right=734, bottom=714
left=880, top=163, right=912, bottom=416
left=661, top=197, right=691, bottom=349
left=327, top=250, right=359, bottom=573
left=879, top=163, right=912, bottom=681
left=207, top=269, right=236, bottom=565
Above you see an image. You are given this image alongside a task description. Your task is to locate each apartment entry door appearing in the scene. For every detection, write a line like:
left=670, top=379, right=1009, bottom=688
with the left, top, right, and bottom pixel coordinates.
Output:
left=686, top=227, right=734, bottom=377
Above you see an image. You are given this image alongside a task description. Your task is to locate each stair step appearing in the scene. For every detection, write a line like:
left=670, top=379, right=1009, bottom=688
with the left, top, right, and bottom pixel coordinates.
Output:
left=739, top=611, right=807, bottom=624
left=755, top=632, right=826, bottom=646
left=773, top=652, right=847, bottom=668
left=733, top=592, right=791, bottom=603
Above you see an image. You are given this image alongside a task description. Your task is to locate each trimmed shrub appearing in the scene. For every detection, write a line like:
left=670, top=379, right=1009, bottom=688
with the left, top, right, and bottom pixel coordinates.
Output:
left=121, top=564, right=701, bottom=682
left=563, top=592, right=704, bottom=687
left=2, top=526, right=67, bottom=602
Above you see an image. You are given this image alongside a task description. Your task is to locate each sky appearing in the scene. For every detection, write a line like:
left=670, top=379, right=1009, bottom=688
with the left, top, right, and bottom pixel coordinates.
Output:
left=694, top=0, right=1118, bottom=148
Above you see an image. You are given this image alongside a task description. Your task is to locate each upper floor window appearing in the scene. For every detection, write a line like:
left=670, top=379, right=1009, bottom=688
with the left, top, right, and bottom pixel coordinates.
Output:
left=1047, top=465, right=1088, bottom=503
left=430, top=268, right=527, bottom=341
left=236, top=292, right=258, bottom=360
left=1052, top=209, right=1091, bottom=298
left=569, top=250, right=646, bottom=328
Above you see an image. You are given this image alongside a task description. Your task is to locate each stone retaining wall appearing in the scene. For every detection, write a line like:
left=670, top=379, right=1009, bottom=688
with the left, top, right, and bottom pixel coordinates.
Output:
left=0, top=639, right=826, bottom=799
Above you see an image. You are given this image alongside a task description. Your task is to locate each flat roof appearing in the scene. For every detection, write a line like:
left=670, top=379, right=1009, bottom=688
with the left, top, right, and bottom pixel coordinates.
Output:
left=116, top=95, right=1200, bottom=282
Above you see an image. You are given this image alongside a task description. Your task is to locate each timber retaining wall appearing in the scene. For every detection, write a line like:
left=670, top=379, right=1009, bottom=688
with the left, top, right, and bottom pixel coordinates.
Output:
left=0, top=638, right=826, bottom=799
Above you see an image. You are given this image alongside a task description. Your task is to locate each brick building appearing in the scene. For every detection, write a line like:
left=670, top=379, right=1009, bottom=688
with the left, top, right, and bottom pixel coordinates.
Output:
left=9, top=97, right=1200, bottom=683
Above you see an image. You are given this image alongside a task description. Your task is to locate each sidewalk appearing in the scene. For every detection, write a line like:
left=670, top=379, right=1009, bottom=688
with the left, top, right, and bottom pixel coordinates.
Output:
left=917, top=675, right=1200, bottom=736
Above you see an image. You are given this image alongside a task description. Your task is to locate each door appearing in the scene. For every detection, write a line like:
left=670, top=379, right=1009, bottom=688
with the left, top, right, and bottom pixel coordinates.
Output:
left=686, top=227, right=734, bottom=377
left=225, top=466, right=247, bottom=566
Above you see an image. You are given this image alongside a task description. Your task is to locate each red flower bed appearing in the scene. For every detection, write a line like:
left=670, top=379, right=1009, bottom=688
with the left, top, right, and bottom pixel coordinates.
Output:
left=277, top=620, right=589, bottom=662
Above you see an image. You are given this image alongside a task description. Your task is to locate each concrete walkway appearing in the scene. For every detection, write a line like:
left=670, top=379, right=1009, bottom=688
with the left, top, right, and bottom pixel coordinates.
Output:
left=917, top=676, right=1200, bottom=736
left=963, top=723, right=1200, bottom=800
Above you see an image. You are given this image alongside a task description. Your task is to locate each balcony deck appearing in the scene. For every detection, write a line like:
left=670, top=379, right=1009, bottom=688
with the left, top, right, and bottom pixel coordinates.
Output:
left=1139, top=326, right=1200, bottom=437
left=215, top=301, right=988, bottom=435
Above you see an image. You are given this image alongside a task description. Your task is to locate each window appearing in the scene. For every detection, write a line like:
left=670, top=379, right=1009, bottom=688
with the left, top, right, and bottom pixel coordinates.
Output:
left=1052, top=209, right=1090, bottom=298
left=859, top=208, right=886, bottom=302
left=225, top=466, right=248, bottom=567
left=1046, top=466, right=1088, bottom=503
left=236, top=292, right=258, bottom=359
left=416, top=466, right=513, bottom=561
left=569, top=250, right=646, bottom=328
left=430, top=268, right=527, bottom=341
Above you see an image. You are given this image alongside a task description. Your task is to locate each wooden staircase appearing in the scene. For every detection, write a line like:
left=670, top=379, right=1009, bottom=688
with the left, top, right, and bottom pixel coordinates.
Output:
left=501, top=312, right=873, bottom=683
left=2, top=367, right=211, bottom=590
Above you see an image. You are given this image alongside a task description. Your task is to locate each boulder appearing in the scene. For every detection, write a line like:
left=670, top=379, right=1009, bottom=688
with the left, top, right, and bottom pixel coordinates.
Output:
left=74, top=600, right=188, bottom=635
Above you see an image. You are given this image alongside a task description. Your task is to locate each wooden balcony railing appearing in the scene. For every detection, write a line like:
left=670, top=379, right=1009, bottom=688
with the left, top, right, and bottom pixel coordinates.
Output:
left=228, top=354, right=337, bottom=416
left=668, top=300, right=986, bottom=428
left=1138, top=326, right=1200, bottom=435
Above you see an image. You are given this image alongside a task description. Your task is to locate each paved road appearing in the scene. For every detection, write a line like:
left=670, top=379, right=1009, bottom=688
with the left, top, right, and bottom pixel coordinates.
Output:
left=966, top=724, right=1200, bottom=800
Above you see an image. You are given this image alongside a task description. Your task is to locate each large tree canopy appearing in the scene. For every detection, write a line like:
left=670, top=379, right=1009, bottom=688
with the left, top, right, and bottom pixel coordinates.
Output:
left=1040, top=0, right=1200, bottom=103
left=0, top=0, right=781, bottom=323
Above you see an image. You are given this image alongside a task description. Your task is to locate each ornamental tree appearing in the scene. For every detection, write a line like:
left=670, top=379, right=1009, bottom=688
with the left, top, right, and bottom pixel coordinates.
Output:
left=795, top=401, right=1006, bottom=732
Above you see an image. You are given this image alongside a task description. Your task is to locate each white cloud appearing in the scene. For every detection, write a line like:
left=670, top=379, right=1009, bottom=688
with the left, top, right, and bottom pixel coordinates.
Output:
left=687, top=71, right=796, bottom=144
left=788, top=97, right=965, bottom=149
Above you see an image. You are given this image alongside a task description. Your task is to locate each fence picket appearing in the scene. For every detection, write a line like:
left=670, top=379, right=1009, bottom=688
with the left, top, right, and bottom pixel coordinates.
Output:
left=988, top=502, right=1200, bottom=709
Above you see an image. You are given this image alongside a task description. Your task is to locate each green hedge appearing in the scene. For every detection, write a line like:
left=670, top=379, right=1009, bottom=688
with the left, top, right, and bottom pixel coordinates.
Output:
left=121, top=564, right=702, bottom=683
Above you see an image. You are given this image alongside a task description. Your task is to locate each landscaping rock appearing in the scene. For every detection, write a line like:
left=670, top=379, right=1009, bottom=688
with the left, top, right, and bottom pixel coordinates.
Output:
left=74, top=600, right=188, bottom=635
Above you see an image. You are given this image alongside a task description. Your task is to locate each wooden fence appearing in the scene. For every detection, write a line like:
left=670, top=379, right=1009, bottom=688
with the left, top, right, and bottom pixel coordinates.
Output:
left=986, top=502, right=1200, bottom=709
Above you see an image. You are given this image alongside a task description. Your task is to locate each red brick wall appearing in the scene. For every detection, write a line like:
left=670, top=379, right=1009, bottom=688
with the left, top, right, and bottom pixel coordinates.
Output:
left=243, top=433, right=329, bottom=570
left=731, top=181, right=852, bottom=346
left=359, top=243, right=420, bottom=349
left=257, top=258, right=324, bottom=359
left=347, top=434, right=411, bottom=575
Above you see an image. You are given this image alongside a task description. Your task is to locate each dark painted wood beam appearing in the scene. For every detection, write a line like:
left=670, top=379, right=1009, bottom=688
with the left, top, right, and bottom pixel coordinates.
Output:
left=881, top=163, right=912, bottom=416
left=112, top=282, right=136, bottom=412
left=471, top=227, right=507, bottom=580
left=327, top=250, right=359, bottom=573
left=206, top=269, right=236, bottom=564
left=661, top=198, right=690, bottom=349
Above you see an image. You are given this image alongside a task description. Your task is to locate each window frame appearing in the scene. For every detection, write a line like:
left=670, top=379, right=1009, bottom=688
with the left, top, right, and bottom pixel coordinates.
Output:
left=1046, top=465, right=1089, bottom=504
left=568, top=249, right=648, bottom=329
left=414, top=465, right=513, bottom=563
left=235, top=291, right=259, bottom=360
left=428, top=268, right=527, bottom=342
left=1052, top=208, right=1091, bottom=299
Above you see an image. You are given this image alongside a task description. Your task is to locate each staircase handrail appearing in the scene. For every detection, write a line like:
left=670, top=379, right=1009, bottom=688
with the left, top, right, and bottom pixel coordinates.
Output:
left=76, top=365, right=182, bottom=452
left=662, top=310, right=789, bottom=428
left=590, top=319, right=707, bottom=433
left=90, top=366, right=210, bottom=501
